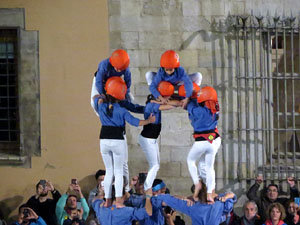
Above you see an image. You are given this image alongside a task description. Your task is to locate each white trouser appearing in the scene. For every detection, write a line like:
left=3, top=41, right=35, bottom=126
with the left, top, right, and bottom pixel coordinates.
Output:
left=91, top=77, right=100, bottom=116
left=138, top=135, right=160, bottom=190
left=186, top=137, right=221, bottom=193
left=145, top=71, right=203, bottom=86
left=100, top=139, right=126, bottom=198
left=123, top=135, right=130, bottom=192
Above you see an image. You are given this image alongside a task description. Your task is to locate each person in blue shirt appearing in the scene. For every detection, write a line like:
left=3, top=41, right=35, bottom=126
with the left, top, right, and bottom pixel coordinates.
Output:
left=185, top=86, right=221, bottom=204
left=91, top=49, right=133, bottom=115
left=146, top=50, right=202, bottom=109
left=12, top=204, right=47, bottom=225
left=139, top=81, right=182, bottom=191
left=155, top=192, right=236, bottom=225
left=93, top=77, right=155, bottom=208
left=92, top=184, right=153, bottom=225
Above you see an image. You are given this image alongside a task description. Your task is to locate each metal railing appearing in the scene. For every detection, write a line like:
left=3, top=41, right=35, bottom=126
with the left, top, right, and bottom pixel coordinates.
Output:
left=232, top=13, right=300, bottom=180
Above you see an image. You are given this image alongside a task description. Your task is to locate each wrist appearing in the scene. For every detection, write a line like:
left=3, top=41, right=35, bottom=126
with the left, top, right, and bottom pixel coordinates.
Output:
left=145, top=194, right=152, bottom=199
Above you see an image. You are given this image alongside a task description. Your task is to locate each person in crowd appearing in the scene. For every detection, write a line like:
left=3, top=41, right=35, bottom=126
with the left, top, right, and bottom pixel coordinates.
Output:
left=164, top=206, right=185, bottom=225
left=55, top=181, right=89, bottom=225
left=11, top=204, right=47, bottom=225
left=93, top=77, right=155, bottom=208
left=185, top=86, right=221, bottom=203
left=284, top=200, right=300, bottom=225
left=92, top=185, right=153, bottom=225
left=26, top=179, right=61, bottom=225
left=231, top=200, right=263, bottom=225
left=146, top=50, right=202, bottom=109
left=247, top=176, right=299, bottom=222
left=91, top=49, right=133, bottom=113
left=263, top=202, right=287, bottom=225
left=139, top=81, right=182, bottom=192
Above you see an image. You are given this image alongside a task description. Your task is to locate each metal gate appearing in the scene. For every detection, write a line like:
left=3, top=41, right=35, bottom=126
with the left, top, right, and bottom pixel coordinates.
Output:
left=233, top=14, right=300, bottom=181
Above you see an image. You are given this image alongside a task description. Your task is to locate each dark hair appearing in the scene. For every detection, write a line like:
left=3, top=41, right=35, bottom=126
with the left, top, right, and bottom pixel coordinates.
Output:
left=18, top=204, right=30, bottom=214
left=95, top=169, right=106, bottom=180
left=104, top=94, right=119, bottom=117
left=146, top=94, right=155, bottom=104
left=267, top=184, right=279, bottom=191
left=198, top=102, right=219, bottom=120
left=190, top=180, right=208, bottom=203
left=152, top=179, right=163, bottom=187
left=67, top=194, right=78, bottom=203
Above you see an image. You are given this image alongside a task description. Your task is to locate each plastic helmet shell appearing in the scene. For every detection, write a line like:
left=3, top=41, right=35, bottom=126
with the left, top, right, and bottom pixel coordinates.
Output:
left=105, top=77, right=127, bottom=100
left=197, top=86, right=218, bottom=103
left=109, top=49, right=130, bottom=71
left=160, top=50, right=180, bottom=69
left=178, top=82, right=200, bottom=98
left=157, top=81, right=174, bottom=97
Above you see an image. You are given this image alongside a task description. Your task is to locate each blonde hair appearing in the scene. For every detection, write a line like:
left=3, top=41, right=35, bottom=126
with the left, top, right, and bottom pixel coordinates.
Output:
left=267, top=202, right=286, bottom=221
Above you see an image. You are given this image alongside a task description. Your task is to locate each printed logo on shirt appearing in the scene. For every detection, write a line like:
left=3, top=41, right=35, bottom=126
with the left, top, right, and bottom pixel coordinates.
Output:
left=208, top=135, right=214, bottom=141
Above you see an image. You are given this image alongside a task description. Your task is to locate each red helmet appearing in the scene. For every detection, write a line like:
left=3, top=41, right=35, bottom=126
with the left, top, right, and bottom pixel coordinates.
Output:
left=109, top=49, right=130, bottom=71
left=178, top=82, right=200, bottom=98
left=157, top=81, right=174, bottom=97
left=197, top=86, right=218, bottom=103
left=160, top=50, right=180, bottom=69
left=105, top=77, right=127, bottom=100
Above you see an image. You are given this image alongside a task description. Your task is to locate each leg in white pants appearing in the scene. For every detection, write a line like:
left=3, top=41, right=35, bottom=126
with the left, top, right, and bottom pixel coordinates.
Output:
left=197, top=154, right=207, bottom=183
left=145, top=71, right=156, bottom=86
left=123, top=135, right=130, bottom=192
left=91, top=76, right=99, bottom=116
left=186, top=137, right=221, bottom=193
left=188, top=72, right=202, bottom=86
left=138, top=135, right=160, bottom=190
left=100, top=139, right=126, bottom=198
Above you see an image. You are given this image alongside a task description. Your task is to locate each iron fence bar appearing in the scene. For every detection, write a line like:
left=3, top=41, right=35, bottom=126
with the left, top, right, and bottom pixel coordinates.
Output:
left=274, top=18, right=281, bottom=179
left=283, top=21, right=289, bottom=177
left=237, top=76, right=300, bottom=80
left=5, top=42, right=11, bottom=142
left=239, top=128, right=300, bottom=131
left=252, top=21, right=259, bottom=176
left=258, top=17, right=266, bottom=179
left=242, top=17, right=251, bottom=179
left=290, top=20, right=297, bottom=178
left=236, top=17, right=242, bottom=180
left=267, top=24, right=274, bottom=179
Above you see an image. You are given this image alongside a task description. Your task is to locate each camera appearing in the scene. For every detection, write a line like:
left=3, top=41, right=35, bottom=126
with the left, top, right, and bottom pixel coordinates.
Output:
left=23, top=208, right=30, bottom=218
left=164, top=206, right=174, bottom=215
left=39, top=179, right=46, bottom=188
left=138, top=173, right=147, bottom=184
left=71, top=179, right=78, bottom=185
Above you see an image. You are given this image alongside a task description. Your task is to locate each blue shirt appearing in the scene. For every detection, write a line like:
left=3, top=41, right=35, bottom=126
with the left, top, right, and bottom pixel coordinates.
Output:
left=156, top=194, right=236, bottom=225
left=139, top=197, right=165, bottom=225
left=95, top=58, right=131, bottom=94
left=144, top=102, right=161, bottom=124
left=94, top=97, right=140, bottom=127
left=187, top=100, right=218, bottom=132
left=13, top=217, right=47, bottom=225
left=149, top=67, right=193, bottom=98
left=92, top=199, right=149, bottom=225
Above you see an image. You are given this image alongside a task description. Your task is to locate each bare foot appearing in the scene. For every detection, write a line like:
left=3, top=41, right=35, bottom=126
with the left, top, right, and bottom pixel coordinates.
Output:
left=193, top=182, right=202, bottom=202
left=207, top=193, right=215, bottom=204
left=115, top=202, right=125, bottom=208
left=104, top=198, right=112, bottom=207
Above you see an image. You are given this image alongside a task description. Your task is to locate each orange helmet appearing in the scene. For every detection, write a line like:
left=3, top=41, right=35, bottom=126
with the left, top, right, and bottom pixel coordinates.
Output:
left=160, top=50, right=180, bottom=69
left=109, top=49, right=130, bottom=71
left=197, top=86, right=218, bottom=103
left=105, top=77, right=127, bottom=100
left=178, top=82, right=200, bottom=98
left=157, top=81, right=174, bottom=97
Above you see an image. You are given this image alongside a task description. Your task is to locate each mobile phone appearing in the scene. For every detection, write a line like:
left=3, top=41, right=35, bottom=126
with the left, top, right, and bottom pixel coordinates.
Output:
left=23, top=208, right=30, bottom=218
left=39, top=179, right=46, bottom=188
left=101, top=181, right=104, bottom=188
left=71, top=179, right=78, bottom=185
left=77, top=202, right=82, bottom=210
left=164, top=206, right=173, bottom=214
left=295, top=197, right=300, bottom=206
left=138, top=173, right=147, bottom=184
